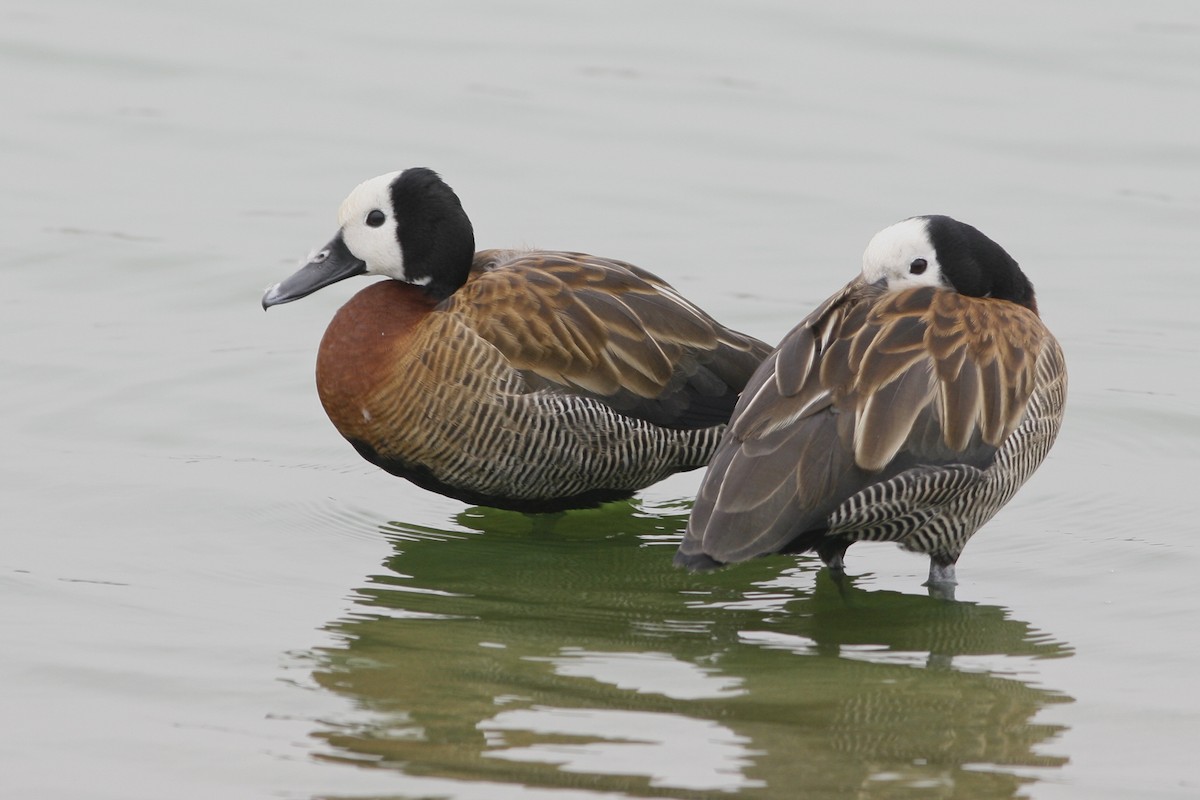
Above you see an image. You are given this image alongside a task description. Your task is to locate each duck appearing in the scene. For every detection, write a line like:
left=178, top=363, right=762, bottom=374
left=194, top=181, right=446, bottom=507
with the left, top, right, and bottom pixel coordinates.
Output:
left=262, top=168, right=772, bottom=513
left=674, top=215, right=1067, bottom=592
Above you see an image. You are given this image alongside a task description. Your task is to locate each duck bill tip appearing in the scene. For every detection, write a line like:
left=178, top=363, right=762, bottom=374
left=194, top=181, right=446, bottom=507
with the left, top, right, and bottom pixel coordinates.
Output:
left=261, top=283, right=291, bottom=310
left=260, top=232, right=367, bottom=310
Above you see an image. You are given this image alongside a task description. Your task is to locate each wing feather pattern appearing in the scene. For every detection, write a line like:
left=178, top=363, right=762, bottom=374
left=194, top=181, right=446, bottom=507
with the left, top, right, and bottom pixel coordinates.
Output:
left=447, top=250, right=772, bottom=430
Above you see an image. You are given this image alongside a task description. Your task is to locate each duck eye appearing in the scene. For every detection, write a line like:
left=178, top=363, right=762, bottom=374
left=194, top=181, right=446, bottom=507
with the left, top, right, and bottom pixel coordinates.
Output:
left=366, top=210, right=386, bottom=228
left=909, top=258, right=928, bottom=275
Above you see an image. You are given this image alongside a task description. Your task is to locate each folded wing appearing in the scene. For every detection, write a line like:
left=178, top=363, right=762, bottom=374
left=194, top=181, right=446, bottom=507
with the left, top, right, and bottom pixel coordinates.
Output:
left=678, top=281, right=1048, bottom=565
left=449, top=250, right=773, bottom=429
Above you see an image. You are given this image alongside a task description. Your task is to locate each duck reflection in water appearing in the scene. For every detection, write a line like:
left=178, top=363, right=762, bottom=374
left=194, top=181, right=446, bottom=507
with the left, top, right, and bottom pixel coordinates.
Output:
left=302, top=501, right=1073, bottom=799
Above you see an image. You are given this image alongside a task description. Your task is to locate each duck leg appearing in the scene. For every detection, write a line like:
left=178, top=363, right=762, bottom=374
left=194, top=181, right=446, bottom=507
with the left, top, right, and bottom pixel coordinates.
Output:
left=817, top=541, right=849, bottom=578
left=925, top=558, right=958, bottom=600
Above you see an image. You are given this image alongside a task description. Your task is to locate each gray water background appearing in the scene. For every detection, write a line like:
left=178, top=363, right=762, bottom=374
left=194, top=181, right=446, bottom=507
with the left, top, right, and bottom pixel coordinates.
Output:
left=3, top=2, right=1198, bottom=798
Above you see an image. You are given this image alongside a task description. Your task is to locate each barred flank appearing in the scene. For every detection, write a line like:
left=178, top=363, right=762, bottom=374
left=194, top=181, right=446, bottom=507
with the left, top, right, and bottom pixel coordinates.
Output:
left=827, top=338, right=1067, bottom=562
left=430, top=385, right=726, bottom=500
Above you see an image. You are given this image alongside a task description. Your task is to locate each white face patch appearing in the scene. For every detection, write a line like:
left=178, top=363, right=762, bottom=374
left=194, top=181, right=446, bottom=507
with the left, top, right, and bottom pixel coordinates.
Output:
left=336, top=171, right=407, bottom=280
left=860, top=217, right=945, bottom=290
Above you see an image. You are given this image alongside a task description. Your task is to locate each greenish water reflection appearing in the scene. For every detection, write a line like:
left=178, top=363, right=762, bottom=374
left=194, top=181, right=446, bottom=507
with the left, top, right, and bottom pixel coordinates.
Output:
left=310, top=501, right=1071, bottom=799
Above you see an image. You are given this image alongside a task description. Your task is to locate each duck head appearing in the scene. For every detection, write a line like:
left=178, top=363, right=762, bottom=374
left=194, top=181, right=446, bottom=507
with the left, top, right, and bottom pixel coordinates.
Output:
left=262, top=168, right=476, bottom=309
left=860, top=215, right=1037, bottom=313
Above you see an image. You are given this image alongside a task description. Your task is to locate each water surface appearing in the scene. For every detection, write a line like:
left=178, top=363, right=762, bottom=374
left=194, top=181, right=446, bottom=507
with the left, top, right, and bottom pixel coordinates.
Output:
left=3, top=2, right=1199, bottom=799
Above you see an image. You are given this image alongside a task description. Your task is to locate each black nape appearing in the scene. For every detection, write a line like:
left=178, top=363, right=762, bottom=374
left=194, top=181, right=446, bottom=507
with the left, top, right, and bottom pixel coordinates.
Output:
left=390, top=168, right=477, bottom=300
left=924, top=215, right=1037, bottom=312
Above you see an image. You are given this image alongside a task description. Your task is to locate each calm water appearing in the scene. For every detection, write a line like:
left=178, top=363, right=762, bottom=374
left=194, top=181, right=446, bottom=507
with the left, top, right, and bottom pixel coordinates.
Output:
left=3, top=2, right=1199, bottom=798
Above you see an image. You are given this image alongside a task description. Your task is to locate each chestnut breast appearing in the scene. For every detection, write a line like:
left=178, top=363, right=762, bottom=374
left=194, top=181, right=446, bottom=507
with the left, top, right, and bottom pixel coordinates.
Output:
left=315, top=280, right=439, bottom=448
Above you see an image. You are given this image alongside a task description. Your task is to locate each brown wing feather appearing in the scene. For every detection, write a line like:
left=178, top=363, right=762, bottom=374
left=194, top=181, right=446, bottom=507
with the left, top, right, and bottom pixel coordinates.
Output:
left=679, top=282, right=1050, bottom=565
left=848, top=288, right=1045, bottom=466
left=445, top=249, right=771, bottom=429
